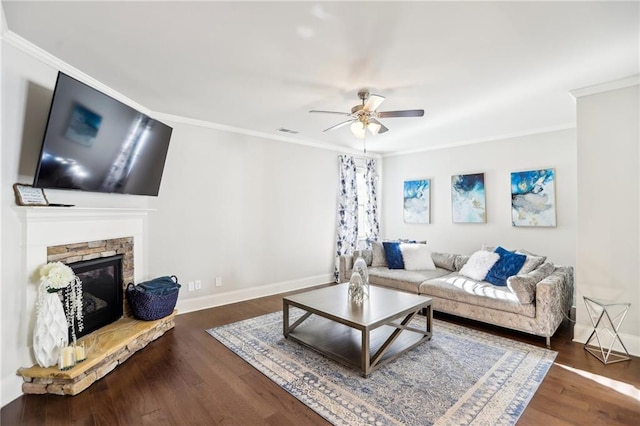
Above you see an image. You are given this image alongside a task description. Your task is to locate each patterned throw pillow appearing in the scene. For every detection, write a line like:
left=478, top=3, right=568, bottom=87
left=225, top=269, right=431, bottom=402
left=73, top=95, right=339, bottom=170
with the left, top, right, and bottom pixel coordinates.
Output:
left=485, top=246, right=527, bottom=287
left=400, top=243, right=436, bottom=271
left=458, top=251, right=500, bottom=281
left=382, top=242, right=405, bottom=269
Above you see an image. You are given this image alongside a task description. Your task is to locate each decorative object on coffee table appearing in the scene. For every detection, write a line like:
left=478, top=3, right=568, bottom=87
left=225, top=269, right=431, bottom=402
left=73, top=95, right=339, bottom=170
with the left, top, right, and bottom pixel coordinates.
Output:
left=350, top=256, right=369, bottom=303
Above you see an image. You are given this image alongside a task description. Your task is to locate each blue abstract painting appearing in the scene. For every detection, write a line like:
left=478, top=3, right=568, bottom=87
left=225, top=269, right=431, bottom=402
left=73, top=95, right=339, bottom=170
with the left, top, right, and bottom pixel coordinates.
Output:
left=511, top=169, right=556, bottom=227
left=452, top=173, right=486, bottom=223
left=404, top=179, right=430, bottom=224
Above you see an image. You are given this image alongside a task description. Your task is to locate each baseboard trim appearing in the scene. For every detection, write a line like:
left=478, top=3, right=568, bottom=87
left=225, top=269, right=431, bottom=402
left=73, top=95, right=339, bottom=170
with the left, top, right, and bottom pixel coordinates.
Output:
left=175, top=274, right=333, bottom=315
left=573, top=323, right=640, bottom=358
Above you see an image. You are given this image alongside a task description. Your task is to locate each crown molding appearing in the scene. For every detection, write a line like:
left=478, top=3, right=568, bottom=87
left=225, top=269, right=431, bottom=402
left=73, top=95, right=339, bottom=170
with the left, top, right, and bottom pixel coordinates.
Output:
left=153, top=112, right=377, bottom=157
left=1, top=30, right=152, bottom=114
left=570, top=75, right=640, bottom=99
left=2, top=29, right=375, bottom=158
left=382, top=123, right=576, bottom=158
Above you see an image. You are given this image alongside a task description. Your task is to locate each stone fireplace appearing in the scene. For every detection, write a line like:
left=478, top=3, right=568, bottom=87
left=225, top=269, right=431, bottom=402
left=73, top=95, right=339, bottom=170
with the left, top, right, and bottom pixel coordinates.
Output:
left=47, top=237, right=133, bottom=325
left=17, top=207, right=175, bottom=396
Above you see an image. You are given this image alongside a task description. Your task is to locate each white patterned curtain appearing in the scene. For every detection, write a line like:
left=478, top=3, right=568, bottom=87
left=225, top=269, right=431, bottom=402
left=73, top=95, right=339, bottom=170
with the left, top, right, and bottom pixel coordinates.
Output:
left=364, top=158, right=380, bottom=243
left=335, top=155, right=358, bottom=282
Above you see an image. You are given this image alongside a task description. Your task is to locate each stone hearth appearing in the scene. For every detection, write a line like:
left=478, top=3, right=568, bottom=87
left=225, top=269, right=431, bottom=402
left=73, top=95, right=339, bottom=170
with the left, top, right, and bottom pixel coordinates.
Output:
left=19, top=312, right=175, bottom=395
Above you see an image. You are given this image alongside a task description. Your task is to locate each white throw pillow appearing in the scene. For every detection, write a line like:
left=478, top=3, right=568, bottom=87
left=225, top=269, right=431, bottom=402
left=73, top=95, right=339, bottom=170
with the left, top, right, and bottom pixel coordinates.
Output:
left=400, top=243, right=436, bottom=271
left=459, top=250, right=500, bottom=281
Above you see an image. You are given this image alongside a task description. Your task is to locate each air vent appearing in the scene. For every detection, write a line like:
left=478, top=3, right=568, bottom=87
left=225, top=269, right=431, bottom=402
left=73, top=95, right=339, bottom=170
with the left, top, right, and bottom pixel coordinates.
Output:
left=276, top=128, right=299, bottom=134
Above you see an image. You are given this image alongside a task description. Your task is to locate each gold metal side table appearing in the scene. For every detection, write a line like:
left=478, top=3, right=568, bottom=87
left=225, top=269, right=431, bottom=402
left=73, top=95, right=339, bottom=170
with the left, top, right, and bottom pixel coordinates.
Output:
left=583, top=296, right=631, bottom=364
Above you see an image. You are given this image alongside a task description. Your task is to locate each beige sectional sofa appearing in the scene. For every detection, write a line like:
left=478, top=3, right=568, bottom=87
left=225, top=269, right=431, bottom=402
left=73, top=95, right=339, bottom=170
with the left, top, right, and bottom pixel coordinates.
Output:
left=339, top=247, right=574, bottom=347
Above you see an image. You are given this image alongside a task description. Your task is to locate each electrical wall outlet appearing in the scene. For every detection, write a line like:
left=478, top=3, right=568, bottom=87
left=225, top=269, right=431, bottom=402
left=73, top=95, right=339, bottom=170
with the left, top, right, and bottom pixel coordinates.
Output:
left=195, top=280, right=202, bottom=290
left=215, top=277, right=222, bottom=287
left=188, top=281, right=194, bottom=292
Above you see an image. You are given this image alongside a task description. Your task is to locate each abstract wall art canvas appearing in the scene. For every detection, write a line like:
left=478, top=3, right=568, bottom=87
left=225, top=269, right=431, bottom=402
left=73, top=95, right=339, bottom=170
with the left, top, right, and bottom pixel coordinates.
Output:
left=404, top=179, right=430, bottom=224
left=511, top=169, right=556, bottom=227
left=451, top=173, right=486, bottom=223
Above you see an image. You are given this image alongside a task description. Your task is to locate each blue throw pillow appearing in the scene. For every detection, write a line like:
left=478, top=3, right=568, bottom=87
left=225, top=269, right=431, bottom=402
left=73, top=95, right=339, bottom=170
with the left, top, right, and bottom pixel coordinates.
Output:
left=382, top=242, right=405, bottom=269
left=485, top=246, right=527, bottom=286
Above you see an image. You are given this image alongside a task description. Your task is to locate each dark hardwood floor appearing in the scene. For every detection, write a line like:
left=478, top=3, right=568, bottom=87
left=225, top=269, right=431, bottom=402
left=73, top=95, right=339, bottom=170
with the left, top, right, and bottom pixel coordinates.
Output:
left=3, top=285, right=639, bottom=425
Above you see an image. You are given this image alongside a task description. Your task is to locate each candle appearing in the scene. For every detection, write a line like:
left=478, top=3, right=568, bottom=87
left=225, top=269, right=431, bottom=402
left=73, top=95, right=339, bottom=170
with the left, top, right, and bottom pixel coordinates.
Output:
left=58, top=346, right=76, bottom=370
left=75, top=343, right=86, bottom=362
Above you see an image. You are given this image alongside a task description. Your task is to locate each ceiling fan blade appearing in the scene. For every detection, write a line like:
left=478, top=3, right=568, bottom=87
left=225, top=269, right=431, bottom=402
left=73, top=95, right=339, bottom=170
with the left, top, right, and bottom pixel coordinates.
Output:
left=323, top=119, right=355, bottom=132
left=364, top=94, right=385, bottom=112
left=309, top=110, right=351, bottom=116
left=367, top=118, right=389, bottom=135
left=377, top=109, right=425, bottom=118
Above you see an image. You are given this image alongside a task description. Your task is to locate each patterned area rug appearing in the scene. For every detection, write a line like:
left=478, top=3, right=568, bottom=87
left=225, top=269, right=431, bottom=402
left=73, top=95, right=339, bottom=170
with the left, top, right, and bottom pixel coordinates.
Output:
left=207, top=310, right=556, bottom=425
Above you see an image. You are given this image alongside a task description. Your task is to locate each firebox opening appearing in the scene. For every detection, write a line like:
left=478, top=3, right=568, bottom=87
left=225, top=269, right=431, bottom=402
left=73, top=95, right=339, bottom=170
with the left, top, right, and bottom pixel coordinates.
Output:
left=66, top=255, right=124, bottom=340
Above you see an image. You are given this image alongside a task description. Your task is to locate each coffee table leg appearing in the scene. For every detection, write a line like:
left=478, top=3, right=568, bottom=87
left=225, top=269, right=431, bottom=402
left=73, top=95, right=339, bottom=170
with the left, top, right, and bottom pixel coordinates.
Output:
left=362, top=328, right=371, bottom=377
left=283, top=300, right=290, bottom=338
left=425, top=303, right=433, bottom=339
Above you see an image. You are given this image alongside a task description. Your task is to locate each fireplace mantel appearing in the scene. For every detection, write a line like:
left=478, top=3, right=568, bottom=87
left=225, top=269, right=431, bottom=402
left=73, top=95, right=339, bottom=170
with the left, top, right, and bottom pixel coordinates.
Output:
left=17, top=206, right=155, bottom=221
left=17, top=206, right=152, bottom=251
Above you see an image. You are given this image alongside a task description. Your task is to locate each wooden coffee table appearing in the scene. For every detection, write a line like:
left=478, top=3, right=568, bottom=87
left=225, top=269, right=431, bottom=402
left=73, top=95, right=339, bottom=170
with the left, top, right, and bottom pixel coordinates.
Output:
left=283, top=283, right=432, bottom=376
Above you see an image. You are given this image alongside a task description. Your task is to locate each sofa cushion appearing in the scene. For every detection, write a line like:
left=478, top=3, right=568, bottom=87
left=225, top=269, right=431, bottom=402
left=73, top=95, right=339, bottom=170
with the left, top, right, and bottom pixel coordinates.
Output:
left=431, top=252, right=457, bottom=271
left=370, top=241, right=387, bottom=267
left=454, top=254, right=470, bottom=271
left=400, top=243, right=436, bottom=271
left=516, top=249, right=547, bottom=274
left=419, top=273, right=536, bottom=317
left=507, top=262, right=555, bottom=304
left=459, top=250, right=500, bottom=281
left=485, top=246, right=527, bottom=287
left=383, top=242, right=405, bottom=269
left=369, top=267, right=450, bottom=294
left=353, top=249, right=373, bottom=266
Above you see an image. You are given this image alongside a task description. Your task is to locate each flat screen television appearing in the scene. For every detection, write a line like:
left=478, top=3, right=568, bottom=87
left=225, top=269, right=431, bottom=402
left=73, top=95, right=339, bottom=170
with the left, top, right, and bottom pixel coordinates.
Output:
left=33, top=72, right=172, bottom=196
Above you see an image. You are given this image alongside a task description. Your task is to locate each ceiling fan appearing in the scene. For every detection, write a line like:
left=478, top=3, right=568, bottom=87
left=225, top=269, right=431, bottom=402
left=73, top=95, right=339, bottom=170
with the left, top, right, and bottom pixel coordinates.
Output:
left=309, top=89, right=424, bottom=138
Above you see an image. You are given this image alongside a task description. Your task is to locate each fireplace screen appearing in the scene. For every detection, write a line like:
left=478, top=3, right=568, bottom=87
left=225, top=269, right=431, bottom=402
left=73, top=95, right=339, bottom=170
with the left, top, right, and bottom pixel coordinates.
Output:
left=66, top=255, right=124, bottom=340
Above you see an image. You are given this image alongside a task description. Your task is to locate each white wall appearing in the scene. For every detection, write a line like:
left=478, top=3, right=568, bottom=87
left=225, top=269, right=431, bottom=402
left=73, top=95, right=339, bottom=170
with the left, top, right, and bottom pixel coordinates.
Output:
left=147, top=122, right=339, bottom=312
left=1, top=36, right=348, bottom=406
left=0, top=38, right=151, bottom=407
left=574, top=81, right=640, bottom=356
left=381, top=129, right=577, bottom=267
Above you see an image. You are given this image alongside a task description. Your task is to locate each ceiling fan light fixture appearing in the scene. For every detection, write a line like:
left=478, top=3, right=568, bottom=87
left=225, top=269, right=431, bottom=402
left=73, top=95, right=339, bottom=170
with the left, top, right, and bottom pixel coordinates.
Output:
left=350, top=120, right=366, bottom=139
left=367, top=121, right=381, bottom=135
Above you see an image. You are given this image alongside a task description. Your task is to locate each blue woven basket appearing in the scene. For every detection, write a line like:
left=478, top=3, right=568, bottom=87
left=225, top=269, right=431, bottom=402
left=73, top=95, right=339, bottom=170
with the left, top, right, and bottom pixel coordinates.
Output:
left=126, top=275, right=180, bottom=321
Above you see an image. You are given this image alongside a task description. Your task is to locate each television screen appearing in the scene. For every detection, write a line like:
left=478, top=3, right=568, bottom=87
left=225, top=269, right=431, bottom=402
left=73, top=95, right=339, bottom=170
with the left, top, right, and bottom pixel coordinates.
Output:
left=33, top=72, right=172, bottom=196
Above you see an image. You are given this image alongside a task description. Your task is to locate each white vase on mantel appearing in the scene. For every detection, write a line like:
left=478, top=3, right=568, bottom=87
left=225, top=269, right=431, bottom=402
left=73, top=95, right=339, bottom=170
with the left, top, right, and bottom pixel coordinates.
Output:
left=33, top=290, right=69, bottom=368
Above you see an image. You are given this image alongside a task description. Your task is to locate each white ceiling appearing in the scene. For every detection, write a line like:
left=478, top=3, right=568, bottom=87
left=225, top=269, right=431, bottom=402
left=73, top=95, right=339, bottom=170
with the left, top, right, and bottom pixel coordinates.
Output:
left=2, top=1, right=639, bottom=154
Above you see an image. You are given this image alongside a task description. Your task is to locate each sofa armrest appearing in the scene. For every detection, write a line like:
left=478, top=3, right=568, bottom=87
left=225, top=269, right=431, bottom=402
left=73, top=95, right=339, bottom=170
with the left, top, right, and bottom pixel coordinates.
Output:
left=535, top=266, right=574, bottom=335
left=339, top=254, right=354, bottom=283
